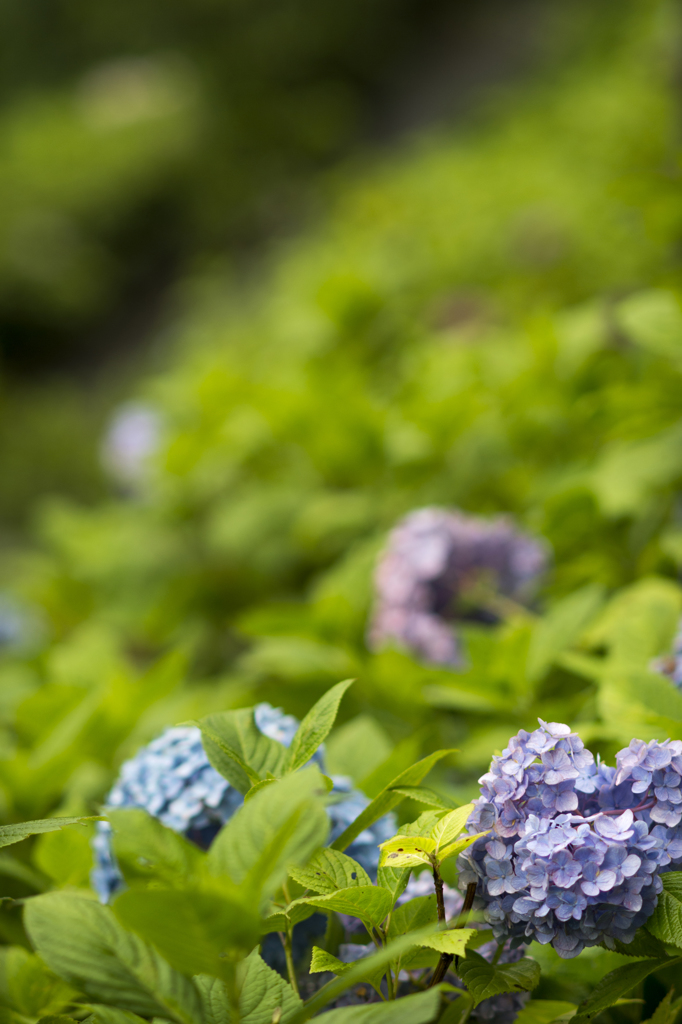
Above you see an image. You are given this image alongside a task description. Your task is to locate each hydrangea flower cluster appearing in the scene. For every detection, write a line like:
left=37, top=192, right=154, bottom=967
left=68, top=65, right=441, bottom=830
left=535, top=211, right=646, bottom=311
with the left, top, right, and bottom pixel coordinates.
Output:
left=368, top=508, right=547, bottom=668
left=458, top=721, right=682, bottom=958
left=92, top=703, right=395, bottom=902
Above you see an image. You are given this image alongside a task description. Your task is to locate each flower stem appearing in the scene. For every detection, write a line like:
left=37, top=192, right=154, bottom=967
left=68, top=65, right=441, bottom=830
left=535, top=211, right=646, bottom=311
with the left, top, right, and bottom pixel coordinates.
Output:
left=279, top=931, right=299, bottom=997
left=429, top=879, right=477, bottom=988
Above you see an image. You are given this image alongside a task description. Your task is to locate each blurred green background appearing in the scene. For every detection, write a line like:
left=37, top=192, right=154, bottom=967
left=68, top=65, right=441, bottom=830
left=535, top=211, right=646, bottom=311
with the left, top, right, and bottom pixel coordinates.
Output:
left=3, top=0, right=682, bottom=971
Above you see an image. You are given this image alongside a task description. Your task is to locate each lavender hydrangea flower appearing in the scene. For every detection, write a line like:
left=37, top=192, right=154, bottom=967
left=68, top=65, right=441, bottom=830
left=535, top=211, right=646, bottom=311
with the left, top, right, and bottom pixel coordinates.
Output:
left=92, top=702, right=395, bottom=902
left=458, top=721, right=682, bottom=959
left=101, top=402, right=161, bottom=489
left=652, top=619, right=682, bottom=691
left=368, top=508, right=548, bottom=667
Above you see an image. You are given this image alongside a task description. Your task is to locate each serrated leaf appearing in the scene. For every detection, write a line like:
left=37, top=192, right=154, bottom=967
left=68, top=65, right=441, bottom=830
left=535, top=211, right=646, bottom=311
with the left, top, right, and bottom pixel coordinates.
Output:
left=397, top=810, right=447, bottom=838
left=439, top=830, right=491, bottom=864
left=515, top=1001, right=578, bottom=1024
left=314, top=988, right=442, bottom=1023
left=193, top=975, right=232, bottom=1024
left=288, top=848, right=371, bottom=893
left=430, top=805, right=474, bottom=853
left=238, top=949, right=302, bottom=1024
left=610, top=930, right=669, bottom=958
left=418, top=930, right=476, bottom=957
left=378, top=835, right=436, bottom=869
left=574, top=958, right=682, bottom=1020
left=387, top=895, right=438, bottom=941
left=196, top=709, right=289, bottom=794
left=0, top=946, right=77, bottom=1018
left=24, top=892, right=203, bottom=1024
left=261, top=900, right=317, bottom=934
left=294, top=886, right=392, bottom=929
left=108, top=809, right=204, bottom=888
left=207, top=768, right=329, bottom=895
left=644, top=989, right=682, bottom=1024
left=376, top=865, right=411, bottom=903
left=457, top=952, right=540, bottom=1007
left=330, top=750, right=454, bottom=853
left=287, top=680, right=354, bottom=774
left=647, top=873, right=682, bottom=948
left=0, top=817, right=100, bottom=850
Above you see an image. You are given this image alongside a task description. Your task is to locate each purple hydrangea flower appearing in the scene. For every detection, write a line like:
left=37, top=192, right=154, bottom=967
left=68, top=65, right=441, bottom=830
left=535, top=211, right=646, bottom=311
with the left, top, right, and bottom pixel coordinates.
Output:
left=368, top=508, right=548, bottom=667
left=458, top=720, right=682, bottom=958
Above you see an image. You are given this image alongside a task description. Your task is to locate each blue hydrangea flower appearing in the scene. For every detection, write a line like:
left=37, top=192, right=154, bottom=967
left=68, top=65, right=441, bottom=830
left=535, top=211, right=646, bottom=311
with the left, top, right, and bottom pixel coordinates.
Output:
left=458, top=721, right=682, bottom=959
left=92, top=702, right=395, bottom=902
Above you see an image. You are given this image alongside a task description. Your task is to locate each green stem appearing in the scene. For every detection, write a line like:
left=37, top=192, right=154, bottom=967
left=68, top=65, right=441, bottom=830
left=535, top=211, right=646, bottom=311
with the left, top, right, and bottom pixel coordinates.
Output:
left=491, top=941, right=504, bottom=965
left=279, top=931, right=299, bottom=997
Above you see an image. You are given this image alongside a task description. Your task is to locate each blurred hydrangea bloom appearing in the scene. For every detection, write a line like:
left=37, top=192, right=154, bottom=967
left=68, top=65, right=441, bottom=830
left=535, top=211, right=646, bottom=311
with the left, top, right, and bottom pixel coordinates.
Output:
left=92, top=702, right=395, bottom=902
left=368, top=508, right=548, bottom=667
left=100, top=401, right=161, bottom=488
left=651, top=619, right=682, bottom=690
left=458, top=721, right=682, bottom=959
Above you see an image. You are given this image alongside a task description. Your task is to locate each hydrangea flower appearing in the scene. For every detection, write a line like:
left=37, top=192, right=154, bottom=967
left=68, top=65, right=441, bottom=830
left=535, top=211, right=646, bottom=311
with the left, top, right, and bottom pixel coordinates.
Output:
left=92, top=703, right=395, bottom=902
left=368, top=508, right=547, bottom=667
left=458, top=721, right=682, bottom=958
left=101, top=402, right=161, bottom=489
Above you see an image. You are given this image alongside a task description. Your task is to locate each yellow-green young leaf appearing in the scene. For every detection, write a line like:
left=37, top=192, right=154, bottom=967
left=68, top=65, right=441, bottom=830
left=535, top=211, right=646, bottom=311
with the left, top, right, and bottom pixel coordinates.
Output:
left=294, top=886, right=393, bottom=929
left=417, top=929, right=476, bottom=957
left=376, top=865, right=411, bottom=902
left=288, top=848, right=371, bottom=893
left=330, top=750, right=455, bottom=852
left=378, top=836, right=436, bottom=869
left=430, top=805, right=474, bottom=853
left=286, top=680, right=354, bottom=774
left=439, top=831, right=491, bottom=864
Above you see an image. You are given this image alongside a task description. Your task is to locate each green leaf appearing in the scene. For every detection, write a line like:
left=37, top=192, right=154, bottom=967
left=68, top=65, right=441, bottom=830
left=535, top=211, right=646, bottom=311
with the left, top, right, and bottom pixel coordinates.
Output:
left=286, top=680, right=354, bottom=773
left=315, top=988, right=442, bottom=1023
left=24, top=892, right=203, bottom=1024
left=309, top=947, right=384, bottom=996
left=294, top=886, right=393, bottom=930
left=330, top=750, right=455, bottom=853
left=113, top=884, right=260, bottom=979
left=644, top=989, right=682, bottom=1024
left=207, top=768, right=330, bottom=895
left=387, top=895, right=438, bottom=942
left=575, top=958, right=682, bottom=1020
left=526, top=584, right=605, bottom=682
left=0, top=946, right=77, bottom=1018
left=418, top=930, right=476, bottom=957
left=88, top=1007, right=150, bottom=1024
left=609, top=930, right=670, bottom=958
left=376, top=865, right=411, bottom=903
left=287, top=926, right=440, bottom=1022
left=378, top=836, right=436, bottom=869
left=325, top=716, right=393, bottom=782
left=515, top=1001, right=578, bottom=1024
left=0, top=853, right=48, bottom=891
left=388, top=786, right=455, bottom=810
left=457, top=952, right=540, bottom=1007
left=196, top=708, right=289, bottom=794
left=261, top=901, right=317, bottom=934
left=108, top=809, right=204, bottom=888
left=193, top=974, right=232, bottom=1024
left=430, top=805, right=474, bottom=853
left=647, top=873, right=682, bottom=947
left=238, top=949, right=302, bottom=1024
left=288, top=848, right=371, bottom=893
left=618, top=671, right=682, bottom=724
left=0, top=817, right=99, bottom=850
